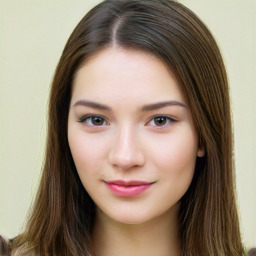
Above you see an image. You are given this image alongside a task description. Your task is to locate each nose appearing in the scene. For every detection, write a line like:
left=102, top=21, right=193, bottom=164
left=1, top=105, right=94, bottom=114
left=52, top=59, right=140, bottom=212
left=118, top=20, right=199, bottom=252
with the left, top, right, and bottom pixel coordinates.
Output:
left=108, top=126, right=146, bottom=170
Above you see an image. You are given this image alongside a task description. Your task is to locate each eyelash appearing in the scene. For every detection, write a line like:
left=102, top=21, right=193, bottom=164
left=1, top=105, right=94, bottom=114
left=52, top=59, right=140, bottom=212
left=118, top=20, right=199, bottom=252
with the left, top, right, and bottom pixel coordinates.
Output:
left=78, top=115, right=109, bottom=126
left=147, top=115, right=176, bottom=128
left=78, top=114, right=176, bottom=128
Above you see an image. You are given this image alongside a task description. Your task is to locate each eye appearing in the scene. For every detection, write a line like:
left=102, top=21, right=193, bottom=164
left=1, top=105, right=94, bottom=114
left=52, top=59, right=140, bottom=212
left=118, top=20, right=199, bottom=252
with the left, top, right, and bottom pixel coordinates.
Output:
left=79, top=115, right=109, bottom=126
left=147, top=116, right=175, bottom=127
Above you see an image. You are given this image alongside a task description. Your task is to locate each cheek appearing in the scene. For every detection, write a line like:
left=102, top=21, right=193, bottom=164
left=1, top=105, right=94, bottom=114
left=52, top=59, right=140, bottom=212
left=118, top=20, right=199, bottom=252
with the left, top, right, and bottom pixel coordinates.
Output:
left=68, top=129, right=108, bottom=179
left=149, top=128, right=198, bottom=178
left=149, top=132, right=197, bottom=209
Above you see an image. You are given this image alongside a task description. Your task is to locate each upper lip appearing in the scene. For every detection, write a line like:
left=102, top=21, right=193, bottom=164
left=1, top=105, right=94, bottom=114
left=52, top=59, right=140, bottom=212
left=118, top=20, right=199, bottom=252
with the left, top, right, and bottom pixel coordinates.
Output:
left=105, top=180, right=155, bottom=186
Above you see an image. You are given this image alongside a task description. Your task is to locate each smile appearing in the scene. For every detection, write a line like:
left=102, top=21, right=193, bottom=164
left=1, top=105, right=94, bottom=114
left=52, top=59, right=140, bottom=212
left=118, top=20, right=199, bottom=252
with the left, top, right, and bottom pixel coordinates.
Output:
left=104, top=180, right=154, bottom=197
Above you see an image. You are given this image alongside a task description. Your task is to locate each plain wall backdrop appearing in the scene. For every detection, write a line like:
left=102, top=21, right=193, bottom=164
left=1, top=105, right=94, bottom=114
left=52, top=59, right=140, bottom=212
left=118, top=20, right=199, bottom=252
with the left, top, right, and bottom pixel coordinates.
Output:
left=0, top=0, right=255, bottom=249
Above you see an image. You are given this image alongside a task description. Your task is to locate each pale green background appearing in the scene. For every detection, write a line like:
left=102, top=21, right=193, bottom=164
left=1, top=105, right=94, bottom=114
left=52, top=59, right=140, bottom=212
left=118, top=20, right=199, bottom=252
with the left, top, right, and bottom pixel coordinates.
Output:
left=0, top=0, right=255, bottom=249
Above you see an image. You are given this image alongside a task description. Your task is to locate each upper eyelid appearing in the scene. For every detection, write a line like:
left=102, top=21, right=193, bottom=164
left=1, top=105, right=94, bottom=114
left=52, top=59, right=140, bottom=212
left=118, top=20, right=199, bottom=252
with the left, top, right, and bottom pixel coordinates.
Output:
left=78, top=114, right=108, bottom=122
left=78, top=115, right=110, bottom=128
left=147, top=114, right=177, bottom=122
left=146, top=115, right=177, bottom=128
left=77, top=114, right=177, bottom=125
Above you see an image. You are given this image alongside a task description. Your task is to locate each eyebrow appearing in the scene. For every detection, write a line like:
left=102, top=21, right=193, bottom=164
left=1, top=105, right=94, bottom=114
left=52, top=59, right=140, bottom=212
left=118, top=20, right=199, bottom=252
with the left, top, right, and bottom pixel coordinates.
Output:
left=141, top=100, right=187, bottom=111
left=72, top=99, right=187, bottom=111
left=72, top=100, right=112, bottom=111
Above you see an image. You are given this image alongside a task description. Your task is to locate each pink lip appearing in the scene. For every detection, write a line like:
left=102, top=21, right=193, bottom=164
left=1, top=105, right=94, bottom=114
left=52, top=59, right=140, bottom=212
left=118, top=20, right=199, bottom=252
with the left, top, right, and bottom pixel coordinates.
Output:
left=105, top=180, right=154, bottom=197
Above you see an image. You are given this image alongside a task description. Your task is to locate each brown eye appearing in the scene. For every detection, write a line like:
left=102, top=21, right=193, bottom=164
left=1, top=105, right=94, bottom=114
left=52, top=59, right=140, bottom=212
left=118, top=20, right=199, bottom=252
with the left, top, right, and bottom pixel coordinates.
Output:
left=154, top=117, right=168, bottom=126
left=147, top=116, right=175, bottom=127
left=79, top=115, right=108, bottom=126
left=91, top=116, right=105, bottom=126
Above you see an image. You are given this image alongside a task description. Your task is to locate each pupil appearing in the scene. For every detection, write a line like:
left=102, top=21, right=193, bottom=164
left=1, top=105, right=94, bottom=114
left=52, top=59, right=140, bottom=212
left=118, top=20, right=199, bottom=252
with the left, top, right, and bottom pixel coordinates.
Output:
left=92, top=117, right=103, bottom=125
left=155, top=117, right=166, bottom=126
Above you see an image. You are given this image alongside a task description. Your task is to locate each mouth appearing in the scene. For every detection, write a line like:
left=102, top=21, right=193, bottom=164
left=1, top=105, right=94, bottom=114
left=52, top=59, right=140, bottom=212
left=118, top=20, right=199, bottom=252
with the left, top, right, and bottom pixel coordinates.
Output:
left=104, top=180, right=155, bottom=197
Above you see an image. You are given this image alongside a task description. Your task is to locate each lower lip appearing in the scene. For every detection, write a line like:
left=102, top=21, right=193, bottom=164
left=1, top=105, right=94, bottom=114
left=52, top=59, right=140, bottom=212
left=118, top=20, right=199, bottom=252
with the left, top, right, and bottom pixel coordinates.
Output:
left=105, top=183, right=152, bottom=197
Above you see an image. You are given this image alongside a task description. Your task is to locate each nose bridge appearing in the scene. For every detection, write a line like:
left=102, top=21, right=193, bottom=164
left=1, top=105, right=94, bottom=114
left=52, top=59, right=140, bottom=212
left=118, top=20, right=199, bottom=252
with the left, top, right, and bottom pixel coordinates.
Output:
left=118, top=124, right=135, bottom=153
left=109, top=123, right=145, bottom=169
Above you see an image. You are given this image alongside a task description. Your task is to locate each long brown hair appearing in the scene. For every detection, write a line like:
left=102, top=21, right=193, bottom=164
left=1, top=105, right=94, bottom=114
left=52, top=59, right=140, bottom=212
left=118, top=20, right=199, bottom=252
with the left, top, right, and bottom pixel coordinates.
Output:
left=12, top=0, right=244, bottom=255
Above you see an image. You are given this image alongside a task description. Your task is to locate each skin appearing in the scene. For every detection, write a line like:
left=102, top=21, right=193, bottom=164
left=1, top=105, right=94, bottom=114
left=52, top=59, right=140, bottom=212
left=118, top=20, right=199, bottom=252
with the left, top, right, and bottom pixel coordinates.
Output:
left=68, top=47, right=204, bottom=256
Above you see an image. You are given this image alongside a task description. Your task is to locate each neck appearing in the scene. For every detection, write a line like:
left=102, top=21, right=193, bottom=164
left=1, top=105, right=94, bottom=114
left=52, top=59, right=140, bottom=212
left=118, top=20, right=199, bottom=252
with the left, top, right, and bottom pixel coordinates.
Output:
left=92, top=204, right=181, bottom=256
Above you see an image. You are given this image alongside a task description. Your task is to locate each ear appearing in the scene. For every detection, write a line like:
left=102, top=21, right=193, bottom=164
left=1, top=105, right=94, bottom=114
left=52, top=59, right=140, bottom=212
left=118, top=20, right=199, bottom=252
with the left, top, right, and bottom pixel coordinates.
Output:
left=197, top=146, right=205, bottom=157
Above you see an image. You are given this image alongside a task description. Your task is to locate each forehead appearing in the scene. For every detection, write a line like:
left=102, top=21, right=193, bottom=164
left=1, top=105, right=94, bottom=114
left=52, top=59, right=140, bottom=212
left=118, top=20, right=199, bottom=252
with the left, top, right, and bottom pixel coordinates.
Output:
left=71, top=47, right=185, bottom=104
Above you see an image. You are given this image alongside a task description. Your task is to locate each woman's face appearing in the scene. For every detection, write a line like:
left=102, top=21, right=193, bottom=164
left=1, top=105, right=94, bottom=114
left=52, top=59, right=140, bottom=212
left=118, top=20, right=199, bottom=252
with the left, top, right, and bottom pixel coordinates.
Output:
left=68, top=47, right=203, bottom=225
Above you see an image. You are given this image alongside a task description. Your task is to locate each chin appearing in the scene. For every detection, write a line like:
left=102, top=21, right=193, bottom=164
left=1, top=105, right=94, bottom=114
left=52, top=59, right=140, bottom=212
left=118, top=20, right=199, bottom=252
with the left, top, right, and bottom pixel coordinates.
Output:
left=102, top=206, right=175, bottom=226
left=96, top=206, right=154, bottom=225
left=112, top=214, right=154, bottom=225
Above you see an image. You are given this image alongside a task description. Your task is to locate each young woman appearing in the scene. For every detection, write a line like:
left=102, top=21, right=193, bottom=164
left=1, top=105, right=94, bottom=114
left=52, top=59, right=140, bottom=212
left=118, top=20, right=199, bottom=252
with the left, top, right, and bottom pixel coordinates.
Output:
left=5, top=0, right=245, bottom=255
